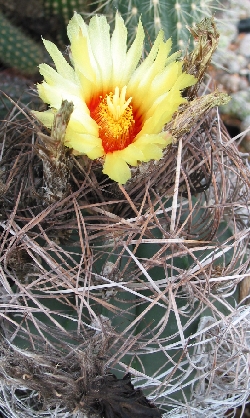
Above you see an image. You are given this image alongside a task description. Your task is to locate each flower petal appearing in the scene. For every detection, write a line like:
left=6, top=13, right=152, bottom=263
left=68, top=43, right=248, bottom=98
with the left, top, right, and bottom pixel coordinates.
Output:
left=37, top=82, right=89, bottom=122
left=127, top=30, right=164, bottom=95
left=88, top=15, right=112, bottom=92
left=130, top=60, right=181, bottom=113
left=110, top=13, right=128, bottom=88
left=141, top=89, right=186, bottom=127
left=37, top=82, right=65, bottom=109
left=68, top=13, right=100, bottom=84
left=135, top=133, right=171, bottom=147
left=117, top=143, right=144, bottom=165
left=65, top=131, right=104, bottom=159
left=136, top=143, right=163, bottom=161
left=119, top=19, right=145, bottom=86
left=146, top=62, right=181, bottom=102
left=32, top=109, right=55, bottom=127
left=38, top=63, right=81, bottom=97
left=42, top=39, right=76, bottom=82
left=70, top=32, right=96, bottom=83
left=67, top=115, right=98, bottom=136
left=173, top=72, right=197, bottom=90
left=134, top=133, right=172, bottom=161
left=103, top=152, right=131, bottom=184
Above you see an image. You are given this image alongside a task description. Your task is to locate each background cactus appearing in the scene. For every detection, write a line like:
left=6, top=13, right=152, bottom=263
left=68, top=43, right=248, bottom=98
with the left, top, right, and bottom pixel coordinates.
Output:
left=43, top=0, right=89, bottom=44
left=87, top=0, right=237, bottom=52
left=0, top=0, right=89, bottom=75
left=0, top=11, right=45, bottom=75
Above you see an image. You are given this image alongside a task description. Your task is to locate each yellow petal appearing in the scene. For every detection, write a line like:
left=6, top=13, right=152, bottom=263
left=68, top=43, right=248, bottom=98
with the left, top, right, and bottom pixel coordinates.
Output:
left=110, top=13, right=128, bottom=87
left=70, top=33, right=97, bottom=83
left=117, top=143, right=144, bottom=165
left=67, top=12, right=88, bottom=41
left=146, top=62, right=181, bottom=103
left=103, top=152, right=131, bottom=184
left=67, top=13, right=101, bottom=101
left=37, top=82, right=65, bottom=109
left=127, top=30, right=164, bottom=94
left=42, top=39, right=75, bottom=82
left=119, top=19, right=145, bottom=86
left=134, top=133, right=172, bottom=161
left=39, top=63, right=80, bottom=95
left=70, top=30, right=99, bottom=84
left=88, top=15, right=112, bottom=92
left=157, top=61, right=181, bottom=90
left=65, top=131, right=104, bottom=159
left=173, top=72, right=197, bottom=90
left=67, top=115, right=98, bottom=137
left=131, top=61, right=180, bottom=113
left=124, top=133, right=172, bottom=166
left=137, top=143, right=163, bottom=161
left=151, top=38, right=173, bottom=72
left=165, top=51, right=182, bottom=66
left=32, top=109, right=55, bottom=127
left=135, top=133, right=171, bottom=147
left=37, top=82, right=89, bottom=121
left=142, top=89, right=186, bottom=125
left=128, top=44, right=182, bottom=113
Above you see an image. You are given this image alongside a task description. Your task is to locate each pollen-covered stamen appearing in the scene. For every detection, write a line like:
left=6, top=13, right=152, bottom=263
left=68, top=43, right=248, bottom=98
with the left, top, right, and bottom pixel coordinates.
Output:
left=91, top=86, right=137, bottom=154
left=106, top=86, right=132, bottom=121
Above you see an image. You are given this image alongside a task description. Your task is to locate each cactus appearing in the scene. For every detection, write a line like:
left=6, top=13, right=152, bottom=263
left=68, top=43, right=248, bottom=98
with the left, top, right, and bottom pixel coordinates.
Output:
left=0, top=6, right=250, bottom=418
left=25, top=0, right=236, bottom=54
left=88, top=0, right=226, bottom=52
left=43, top=0, right=89, bottom=44
left=0, top=11, right=45, bottom=75
left=0, top=2, right=90, bottom=75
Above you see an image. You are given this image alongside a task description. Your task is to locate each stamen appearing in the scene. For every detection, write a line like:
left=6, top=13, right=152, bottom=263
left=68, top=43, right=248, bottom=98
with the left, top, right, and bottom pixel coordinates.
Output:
left=106, top=86, right=132, bottom=121
left=90, top=86, right=142, bottom=154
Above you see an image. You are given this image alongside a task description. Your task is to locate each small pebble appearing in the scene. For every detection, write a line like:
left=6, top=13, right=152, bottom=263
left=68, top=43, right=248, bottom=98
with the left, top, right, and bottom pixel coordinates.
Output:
left=238, top=33, right=250, bottom=57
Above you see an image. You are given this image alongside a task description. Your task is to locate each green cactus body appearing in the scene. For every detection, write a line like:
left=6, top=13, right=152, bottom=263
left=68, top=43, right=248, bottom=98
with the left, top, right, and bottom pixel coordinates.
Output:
left=44, top=0, right=88, bottom=43
left=0, top=11, right=44, bottom=75
left=95, top=0, right=219, bottom=52
left=44, top=0, right=83, bottom=32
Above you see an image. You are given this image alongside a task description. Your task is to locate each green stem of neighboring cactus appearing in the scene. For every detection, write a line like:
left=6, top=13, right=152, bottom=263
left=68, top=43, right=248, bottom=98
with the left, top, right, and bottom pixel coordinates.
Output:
left=95, top=0, right=219, bottom=52
left=0, top=11, right=45, bottom=75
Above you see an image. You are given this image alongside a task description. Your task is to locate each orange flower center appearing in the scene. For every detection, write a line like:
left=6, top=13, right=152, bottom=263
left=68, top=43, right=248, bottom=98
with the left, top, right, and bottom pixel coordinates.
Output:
left=90, top=86, right=141, bottom=154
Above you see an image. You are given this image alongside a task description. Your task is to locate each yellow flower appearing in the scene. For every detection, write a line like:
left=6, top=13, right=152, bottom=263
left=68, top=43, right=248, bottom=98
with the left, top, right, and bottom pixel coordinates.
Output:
left=33, top=13, right=196, bottom=184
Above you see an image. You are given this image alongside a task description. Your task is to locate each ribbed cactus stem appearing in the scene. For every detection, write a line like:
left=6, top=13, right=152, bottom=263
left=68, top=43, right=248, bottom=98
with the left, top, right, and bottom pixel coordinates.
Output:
left=98, top=0, right=219, bottom=52
left=0, top=11, right=44, bottom=75
left=43, top=0, right=88, bottom=43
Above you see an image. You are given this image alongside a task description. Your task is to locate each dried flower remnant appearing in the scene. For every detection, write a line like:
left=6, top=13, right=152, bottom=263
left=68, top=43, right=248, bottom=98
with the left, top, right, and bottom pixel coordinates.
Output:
left=33, top=12, right=197, bottom=184
left=36, top=100, right=74, bottom=203
left=183, top=17, right=220, bottom=99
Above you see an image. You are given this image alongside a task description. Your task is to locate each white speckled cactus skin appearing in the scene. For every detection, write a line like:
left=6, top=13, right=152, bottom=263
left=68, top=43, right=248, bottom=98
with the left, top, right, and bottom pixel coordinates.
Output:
left=93, top=0, right=222, bottom=52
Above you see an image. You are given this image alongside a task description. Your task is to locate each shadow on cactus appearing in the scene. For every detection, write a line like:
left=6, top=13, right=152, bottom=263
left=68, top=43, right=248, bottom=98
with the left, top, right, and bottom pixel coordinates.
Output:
left=0, top=11, right=250, bottom=418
